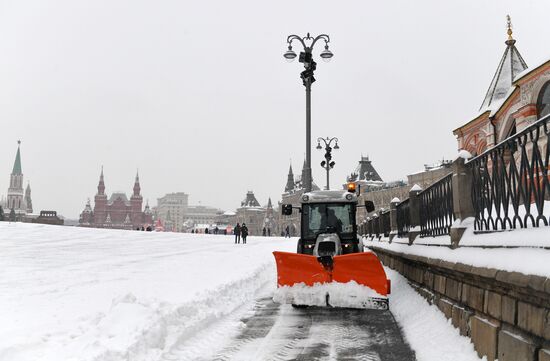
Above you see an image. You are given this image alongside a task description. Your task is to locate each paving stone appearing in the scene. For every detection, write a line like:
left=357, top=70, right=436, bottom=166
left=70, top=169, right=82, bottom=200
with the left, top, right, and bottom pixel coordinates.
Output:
left=434, top=274, right=446, bottom=294
left=412, top=267, right=424, bottom=284
left=416, top=287, right=434, bottom=304
left=485, top=291, right=502, bottom=320
left=470, top=266, right=498, bottom=279
left=539, top=349, right=550, bottom=361
left=445, top=278, right=462, bottom=301
left=437, top=298, right=453, bottom=319
left=517, top=301, right=545, bottom=337
left=527, top=275, right=547, bottom=292
left=423, top=270, right=434, bottom=288
left=497, top=330, right=536, bottom=361
left=496, top=271, right=531, bottom=288
left=453, top=262, right=473, bottom=274
left=501, top=295, right=517, bottom=325
left=462, top=283, right=485, bottom=311
left=544, top=309, right=550, bottom=339
left=451, top=304, right=471, bottom=336
left=439, top=260, right=455, bottom=270
left=470, top=316, right=500, bottom=361
left=425, top=257, right=440, bottom=268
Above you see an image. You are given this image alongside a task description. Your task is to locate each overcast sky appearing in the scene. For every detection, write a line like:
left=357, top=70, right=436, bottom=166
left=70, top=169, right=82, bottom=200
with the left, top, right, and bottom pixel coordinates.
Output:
left=1, top=0, right=549, bottom=218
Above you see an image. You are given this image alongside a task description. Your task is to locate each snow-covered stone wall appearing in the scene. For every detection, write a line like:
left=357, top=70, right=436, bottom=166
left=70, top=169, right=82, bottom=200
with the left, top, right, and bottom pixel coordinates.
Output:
left=370, top=245, right=550, bottom=361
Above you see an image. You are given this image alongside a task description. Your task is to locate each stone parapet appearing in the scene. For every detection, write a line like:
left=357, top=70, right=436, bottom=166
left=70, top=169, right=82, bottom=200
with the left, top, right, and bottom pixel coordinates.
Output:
left=372, top=245, right=550, bottom=361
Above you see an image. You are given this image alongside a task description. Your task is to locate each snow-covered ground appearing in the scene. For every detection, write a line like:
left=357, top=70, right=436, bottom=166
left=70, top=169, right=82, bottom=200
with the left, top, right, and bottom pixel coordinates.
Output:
left=1, top=222, right=481, bottom=361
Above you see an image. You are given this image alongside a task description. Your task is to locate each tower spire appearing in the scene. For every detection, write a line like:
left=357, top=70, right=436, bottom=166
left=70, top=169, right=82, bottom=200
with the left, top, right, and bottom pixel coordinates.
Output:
left=97, top=166, right=105, bottom=195
left=12, top=140, right=22, bottom=175
left=479, top=15, right=527, bottom=110
left=285, top=162, right=295, bottom=192
left=133, top=170, right=141, bottom=196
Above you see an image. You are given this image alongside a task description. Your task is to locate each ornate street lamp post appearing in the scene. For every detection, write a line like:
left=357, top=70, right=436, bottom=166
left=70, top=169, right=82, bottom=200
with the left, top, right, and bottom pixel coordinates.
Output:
left=316, top=137, right=339, bottom=190
left=284, top=33, right=333, bottom=192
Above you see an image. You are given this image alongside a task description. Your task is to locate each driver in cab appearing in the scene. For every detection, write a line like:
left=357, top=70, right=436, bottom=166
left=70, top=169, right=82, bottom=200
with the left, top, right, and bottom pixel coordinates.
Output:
left=319, top=207, right=342, bottom=233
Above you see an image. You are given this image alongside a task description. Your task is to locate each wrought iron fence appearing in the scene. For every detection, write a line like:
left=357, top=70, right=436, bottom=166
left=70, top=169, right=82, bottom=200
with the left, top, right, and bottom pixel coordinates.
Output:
left=380, top=210, right=390, bottom=237
left=396, top=198, right=410, bottom=237
left=363, top=209, right=391, bottom=239
left=469, top=114, right=549, bottom=231
left=419, top=173, right=454, bottom=237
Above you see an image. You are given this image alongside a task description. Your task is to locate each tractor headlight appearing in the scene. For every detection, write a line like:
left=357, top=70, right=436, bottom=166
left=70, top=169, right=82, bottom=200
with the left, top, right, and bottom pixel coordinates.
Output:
left=302, top=195, right=309, bottom=202
left=345, top=194, right=353, bottom=200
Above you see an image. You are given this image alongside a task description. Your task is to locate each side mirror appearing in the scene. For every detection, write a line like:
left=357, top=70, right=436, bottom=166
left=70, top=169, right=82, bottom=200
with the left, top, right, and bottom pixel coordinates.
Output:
left=281, top=204, right=293, bottom=216
left=365, top=201, right=375, bottom=213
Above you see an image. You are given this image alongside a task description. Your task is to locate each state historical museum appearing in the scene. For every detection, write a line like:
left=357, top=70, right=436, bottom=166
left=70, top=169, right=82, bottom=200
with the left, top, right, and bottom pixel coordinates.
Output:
left=79, top=168, right=153, bottom=230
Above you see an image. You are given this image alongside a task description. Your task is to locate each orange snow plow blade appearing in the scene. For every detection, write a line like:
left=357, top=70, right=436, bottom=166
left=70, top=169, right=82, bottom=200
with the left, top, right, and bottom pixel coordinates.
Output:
left=273, top=251, right=390, bottom=309
left=333, top=252, right=390, bottom=296
left=273, top=251, right=331, bottom=287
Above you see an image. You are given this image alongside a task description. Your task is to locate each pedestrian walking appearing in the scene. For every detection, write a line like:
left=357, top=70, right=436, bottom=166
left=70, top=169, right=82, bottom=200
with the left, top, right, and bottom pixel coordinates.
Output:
left=267, top=228, right=271, bottom=237
left=285, top=225, right=290, bottom=238
left=262, top=227, right=267, bottom=237
left=241, top=223, right=249, bottom=244
left=234, top=223, right=241, bottom=244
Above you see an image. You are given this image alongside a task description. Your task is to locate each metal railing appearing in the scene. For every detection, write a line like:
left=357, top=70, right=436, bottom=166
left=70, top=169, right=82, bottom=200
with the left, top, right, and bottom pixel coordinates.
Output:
left=469, top=114, right=549, bottom=231
left=419, top=173, right=454, bottom=237
left=396, top=198, right=410, bottom=237
left=362, top=209, right=390, bottom=239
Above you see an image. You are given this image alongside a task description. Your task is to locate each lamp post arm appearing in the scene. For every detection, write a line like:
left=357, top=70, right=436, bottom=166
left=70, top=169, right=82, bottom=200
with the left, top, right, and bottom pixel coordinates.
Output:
left=310, top=34, right=331, bottom=49
left=286, top=35, right=307, bottom=49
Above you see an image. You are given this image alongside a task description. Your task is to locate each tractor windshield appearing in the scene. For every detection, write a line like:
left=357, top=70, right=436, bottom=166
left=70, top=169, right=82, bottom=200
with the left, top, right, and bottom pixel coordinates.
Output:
left=302, top=203, right=355, bottom=240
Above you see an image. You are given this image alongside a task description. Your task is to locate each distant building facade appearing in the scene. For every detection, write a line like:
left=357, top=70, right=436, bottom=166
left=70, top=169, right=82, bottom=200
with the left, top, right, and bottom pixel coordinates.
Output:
left=184, top=204, right=223, bottom=230
left=32, top=211, right=64, bottom=226
left=156, top=192, right=188, bottom=232
left=342, top=156, right=452, bottom=223
left=235, top=191, right=266, bottom=236
left=262, top=198, right=277, bottom=235
left=407, top=160, right=453, bottom=190
left=79, top=169, right=153, bottom=229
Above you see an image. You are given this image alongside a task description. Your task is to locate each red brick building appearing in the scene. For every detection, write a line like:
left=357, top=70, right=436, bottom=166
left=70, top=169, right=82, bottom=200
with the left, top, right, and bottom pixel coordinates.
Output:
left=454, top=17, right=550, bottom=155
left=79, top=169, right=153, bottom=229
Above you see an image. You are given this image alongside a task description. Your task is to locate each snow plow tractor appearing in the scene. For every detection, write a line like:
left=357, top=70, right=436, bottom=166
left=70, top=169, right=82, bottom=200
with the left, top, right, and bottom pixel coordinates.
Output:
left=273, top=184, right=391, bottom=309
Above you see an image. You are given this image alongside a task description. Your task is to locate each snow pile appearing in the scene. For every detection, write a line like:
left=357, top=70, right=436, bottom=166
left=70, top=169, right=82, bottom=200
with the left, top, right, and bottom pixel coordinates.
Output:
left=0, top=222, right=294, bottom=361
left=366, top=238, right=550, bottom=278
left=457, top=149, right=472, bottom=160
left=387, top=269, right=482, bottom=361
left=410, top=184, right=422, bottom=192
left=273, top=281, right=385, bottom=309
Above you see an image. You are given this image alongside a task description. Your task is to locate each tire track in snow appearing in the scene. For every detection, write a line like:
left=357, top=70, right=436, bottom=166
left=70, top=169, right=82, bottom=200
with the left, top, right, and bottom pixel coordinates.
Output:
left=205, top=299, right=413, bottom=361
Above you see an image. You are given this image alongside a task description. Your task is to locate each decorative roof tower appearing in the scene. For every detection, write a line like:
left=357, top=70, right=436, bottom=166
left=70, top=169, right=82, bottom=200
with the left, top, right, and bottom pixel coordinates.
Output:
left=479, top=15, right=528, bottom=111
left=301, top=159, right=307, bottom=186
left=97, top=166, right=106, bottom=195
left=25, top=183, right=33, bottom=214
left=241, top=191, right=261, bottom=207
left=284, top=164, right=295, bottom=192
left=7, top=141, right=26, bottom=215
left=348, top=156, right=383, bottom=182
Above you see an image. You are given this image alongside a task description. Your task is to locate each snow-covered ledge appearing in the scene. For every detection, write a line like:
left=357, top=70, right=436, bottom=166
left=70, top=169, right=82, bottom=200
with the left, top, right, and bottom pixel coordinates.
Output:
left=366, top=240, right=550, bottom=361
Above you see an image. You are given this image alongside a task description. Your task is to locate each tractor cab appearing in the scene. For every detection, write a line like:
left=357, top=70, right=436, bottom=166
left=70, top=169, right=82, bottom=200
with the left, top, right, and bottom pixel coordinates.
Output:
left=281, top=187, right=375, bottom=257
